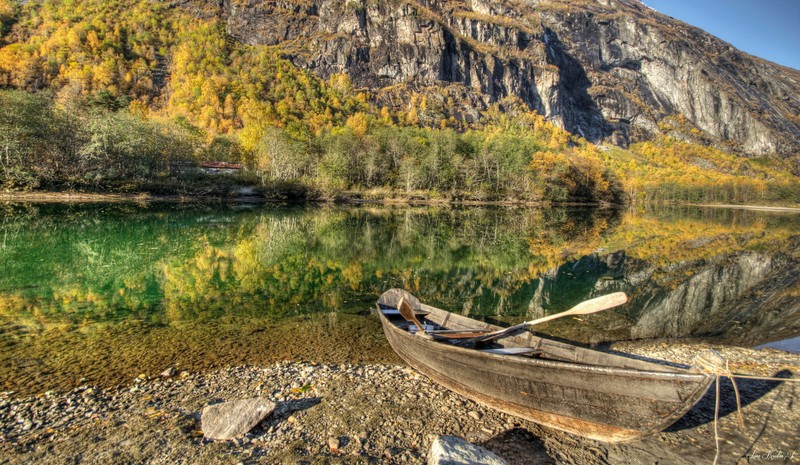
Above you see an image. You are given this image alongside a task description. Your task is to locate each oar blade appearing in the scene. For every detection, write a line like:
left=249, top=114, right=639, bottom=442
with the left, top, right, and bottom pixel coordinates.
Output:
left=398, top=297, right=428, bottom=335
left=569, top=292, right=628, bottom=316
left=397, top=297, right=413, bottom=321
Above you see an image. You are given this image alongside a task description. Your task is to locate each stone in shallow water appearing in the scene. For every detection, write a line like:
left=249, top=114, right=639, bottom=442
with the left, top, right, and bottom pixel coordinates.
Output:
left=428, top=435, right=509, bottom=465
left=201, top=398, right=276, bottom=440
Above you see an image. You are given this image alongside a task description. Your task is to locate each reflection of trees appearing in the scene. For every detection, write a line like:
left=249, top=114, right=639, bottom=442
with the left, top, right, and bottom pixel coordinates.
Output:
left=157, top=206, right=623, bottom=320
left=1, top=203, right=798, bottom=342
left=0, top=203, right=217, bottom=323
left=520, top=208, right=800, bottom=344
left=163, top=242, right=234, bottom=322
left=603, top=208, right=796, bottom=275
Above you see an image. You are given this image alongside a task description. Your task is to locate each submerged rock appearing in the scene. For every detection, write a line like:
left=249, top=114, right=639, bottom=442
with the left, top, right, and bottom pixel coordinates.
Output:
left=428, top=435, right=509, bottom=465
left=201, top=398, right=276, bottom=440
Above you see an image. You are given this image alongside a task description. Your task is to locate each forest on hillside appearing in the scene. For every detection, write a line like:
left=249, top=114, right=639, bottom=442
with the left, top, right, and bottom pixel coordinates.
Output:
left=0, top=0, right=797, bottom=204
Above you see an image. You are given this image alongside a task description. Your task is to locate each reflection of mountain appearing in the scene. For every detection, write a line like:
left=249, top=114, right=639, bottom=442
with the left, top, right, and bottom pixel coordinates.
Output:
left=525, top=244, right=800, bottom=346
left=1, top=203, right=798, bottom=347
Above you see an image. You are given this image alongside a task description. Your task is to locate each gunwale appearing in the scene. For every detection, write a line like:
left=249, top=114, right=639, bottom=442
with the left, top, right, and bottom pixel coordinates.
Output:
left=377, top=289, right=713, bottom=442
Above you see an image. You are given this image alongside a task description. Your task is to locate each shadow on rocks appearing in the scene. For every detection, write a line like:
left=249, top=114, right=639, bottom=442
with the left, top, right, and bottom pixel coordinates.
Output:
left=666, top=369, right=793, bottom=432
left=250, top=397, right=322, bottom=434
left=482, top=428, right=555, bottom=465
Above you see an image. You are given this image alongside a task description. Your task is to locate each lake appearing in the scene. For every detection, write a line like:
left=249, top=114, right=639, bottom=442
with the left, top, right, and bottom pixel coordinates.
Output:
left=1, top=202, right=798, bottom=395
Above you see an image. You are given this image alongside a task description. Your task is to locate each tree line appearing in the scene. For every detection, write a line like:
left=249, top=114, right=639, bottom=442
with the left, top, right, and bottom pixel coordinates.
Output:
left=604, top=138, right=800, bottom=205
left=0, top=89, right=623, bottom=203
left=0, top=90, right=198, bottom=191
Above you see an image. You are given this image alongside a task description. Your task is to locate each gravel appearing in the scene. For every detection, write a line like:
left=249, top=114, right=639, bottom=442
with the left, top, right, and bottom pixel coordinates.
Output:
left=0, top=342, right=797, bottom=464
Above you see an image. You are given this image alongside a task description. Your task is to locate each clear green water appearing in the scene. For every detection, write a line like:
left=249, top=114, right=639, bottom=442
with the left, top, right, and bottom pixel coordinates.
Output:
left=1, top=202, right=798, bottom=394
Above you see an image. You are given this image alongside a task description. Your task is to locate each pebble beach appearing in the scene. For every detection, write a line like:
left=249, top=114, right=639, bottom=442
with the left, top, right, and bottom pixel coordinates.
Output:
left=1, top=342, right=798, bottom=464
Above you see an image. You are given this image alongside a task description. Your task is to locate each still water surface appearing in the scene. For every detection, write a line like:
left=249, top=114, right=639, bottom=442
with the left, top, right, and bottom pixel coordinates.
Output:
left=1, top=202, right=798, bottom=394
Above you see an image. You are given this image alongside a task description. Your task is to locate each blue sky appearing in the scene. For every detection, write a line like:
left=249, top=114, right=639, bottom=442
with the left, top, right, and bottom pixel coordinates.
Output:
left=642, top=0, right=800, bottom=70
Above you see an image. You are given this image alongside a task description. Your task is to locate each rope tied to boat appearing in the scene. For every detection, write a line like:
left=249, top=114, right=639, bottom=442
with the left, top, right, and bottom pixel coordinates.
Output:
left=694, top=350, right=745, bottom=429
left=692, top=349, right=800, bottom=465
left=693, top=349, right=745, bottom=465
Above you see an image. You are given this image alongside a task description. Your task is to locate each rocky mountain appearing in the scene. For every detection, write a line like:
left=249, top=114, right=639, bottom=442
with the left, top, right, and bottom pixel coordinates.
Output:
left=215, top=0, right=800, bottom=157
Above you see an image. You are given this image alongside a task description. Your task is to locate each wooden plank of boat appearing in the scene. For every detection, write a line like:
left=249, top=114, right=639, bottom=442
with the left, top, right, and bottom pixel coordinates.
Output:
left=380, top=309, right=430, bottom=317
left=376, top=289, right=714, bottom=443
left=479, top=347, right=541, bottom=355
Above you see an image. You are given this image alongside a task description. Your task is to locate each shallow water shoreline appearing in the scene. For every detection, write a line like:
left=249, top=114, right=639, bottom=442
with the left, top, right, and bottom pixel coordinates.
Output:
left=692, top=203, right=800, bottom=212
left=0, top=190, right=602, bottom=207
left=0, top=191, right=262, bottom=204
left=5, top=190, right=800, bottom=211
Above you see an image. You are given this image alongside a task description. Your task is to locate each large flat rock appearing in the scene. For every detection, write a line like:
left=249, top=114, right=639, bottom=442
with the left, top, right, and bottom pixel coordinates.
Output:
left=201, top=398, right=276, bottom=440
left=429, top=435, right=509, bottom=465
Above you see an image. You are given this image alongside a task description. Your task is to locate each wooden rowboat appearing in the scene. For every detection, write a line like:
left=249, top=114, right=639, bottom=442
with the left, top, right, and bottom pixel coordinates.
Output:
left=376, top=289, right=713, bottom=443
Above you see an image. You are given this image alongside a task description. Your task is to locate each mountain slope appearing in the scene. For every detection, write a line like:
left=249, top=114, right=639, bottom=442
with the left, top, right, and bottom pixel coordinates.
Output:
left=222, top=0, right=800, bottom=157
left=0, top=0, right=798, bottom=202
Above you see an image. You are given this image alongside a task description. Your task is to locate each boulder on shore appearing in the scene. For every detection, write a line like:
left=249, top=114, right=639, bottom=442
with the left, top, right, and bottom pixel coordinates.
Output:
left=428, top=435, right=509, bottom=465
left=201, top=398, right=276, bottom=440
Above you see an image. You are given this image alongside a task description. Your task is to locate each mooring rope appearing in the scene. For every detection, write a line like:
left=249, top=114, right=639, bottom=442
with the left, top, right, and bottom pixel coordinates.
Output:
left=692, top=349, right=800, bottom=465
left=694, top=350, right=745, bottom=465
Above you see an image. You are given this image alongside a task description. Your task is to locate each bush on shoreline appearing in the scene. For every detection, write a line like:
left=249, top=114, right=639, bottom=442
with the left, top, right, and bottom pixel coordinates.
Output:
left=0, top=90, right=199, bottom=191
left=2, top=89, right=799, bottom=206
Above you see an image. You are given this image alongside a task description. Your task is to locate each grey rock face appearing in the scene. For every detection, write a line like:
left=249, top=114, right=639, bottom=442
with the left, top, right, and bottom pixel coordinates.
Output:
left=201, top=398, right=276, bottom=440
left=220, top=0, right=800, bottom=157
left=541, top=3, right=800, bottom=156
left=630, top=253, right=777, bottom=339
left=524, top=246, right=800, bottom=345
left=428, top=435, right=509, bottom=465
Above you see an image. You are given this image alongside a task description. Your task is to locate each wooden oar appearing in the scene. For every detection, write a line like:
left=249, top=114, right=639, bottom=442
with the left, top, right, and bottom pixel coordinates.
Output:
left=397, top=299, right=490, bottom=339
left=459, top=292, right=628, bottom=345
left=427, top=329, right=488, bottom=334
left=398, top=297, right=429, bottom=335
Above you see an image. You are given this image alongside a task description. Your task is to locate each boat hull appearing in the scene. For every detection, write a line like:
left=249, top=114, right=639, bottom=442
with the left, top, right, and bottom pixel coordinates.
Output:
left=377, top=291, right=712, bottom=443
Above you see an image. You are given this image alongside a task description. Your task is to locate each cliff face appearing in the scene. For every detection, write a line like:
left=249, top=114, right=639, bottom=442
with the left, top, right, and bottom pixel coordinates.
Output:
left=220, top=0, right=800, bottom=157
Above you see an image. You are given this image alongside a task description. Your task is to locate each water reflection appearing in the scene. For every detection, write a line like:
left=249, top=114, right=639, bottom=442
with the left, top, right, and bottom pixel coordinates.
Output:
left=0, top=204, right=618, bottom=323
left=1, top=203, right=799, bottom=338
left=757, top=336, right=800, bottom=353
left=0, top=202, right=798, bottom=391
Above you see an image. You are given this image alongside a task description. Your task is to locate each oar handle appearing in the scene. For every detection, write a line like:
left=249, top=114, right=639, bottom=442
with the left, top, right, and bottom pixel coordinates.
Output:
left=465, top=292, right=628, bottom=344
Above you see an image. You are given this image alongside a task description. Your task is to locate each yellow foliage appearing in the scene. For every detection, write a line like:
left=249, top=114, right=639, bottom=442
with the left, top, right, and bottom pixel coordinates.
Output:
left=406, top=107, right=420, bottom=126
left=602, top=136, right=796, bottom=204
left=0, top=0, right=14, bottom=17
left=345, top=112, right=369, bottom=137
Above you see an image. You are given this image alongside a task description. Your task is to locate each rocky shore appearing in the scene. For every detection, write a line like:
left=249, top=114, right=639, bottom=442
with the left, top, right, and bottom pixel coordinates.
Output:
left=1, top=343, right=798, bottom=464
